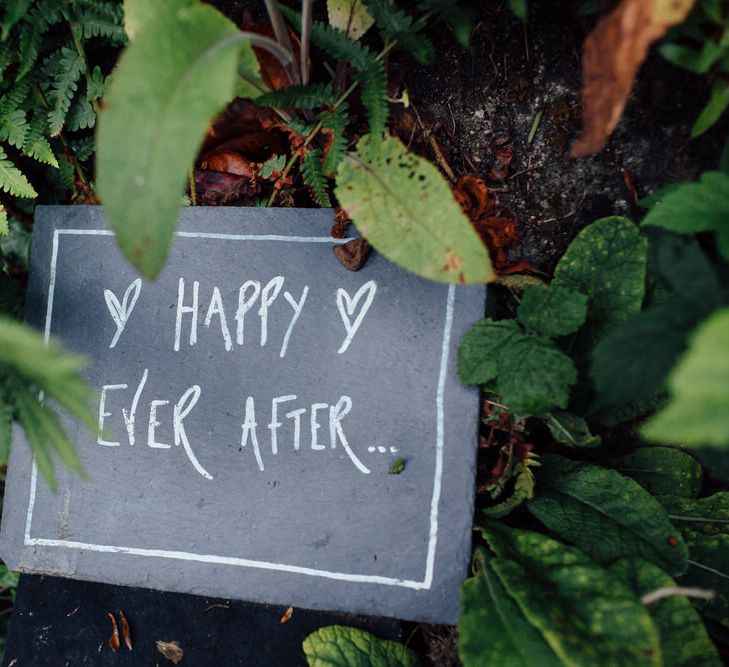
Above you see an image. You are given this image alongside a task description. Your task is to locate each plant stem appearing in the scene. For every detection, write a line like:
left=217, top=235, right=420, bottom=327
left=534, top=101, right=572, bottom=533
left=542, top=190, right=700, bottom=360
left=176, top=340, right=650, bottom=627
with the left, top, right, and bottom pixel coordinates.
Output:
left=264, top=0, right=298, bottom=82
left=68, top=21, right=101, bottom=117
left=188, top=170, right=197, bottom=206
left=300, top=0, right=313, bottom=84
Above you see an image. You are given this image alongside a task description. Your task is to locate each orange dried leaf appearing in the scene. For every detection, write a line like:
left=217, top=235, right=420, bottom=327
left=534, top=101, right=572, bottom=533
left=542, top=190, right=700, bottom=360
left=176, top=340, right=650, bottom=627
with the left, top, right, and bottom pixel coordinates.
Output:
left=571, top=0, right=696, bottom=157
left=119, top=610, right=132, bottom=651
left=157, top=640, right=184, bottom=664
left=279, top=606, right=294, bottom=624
left=107, top=612, right=120, bottom=652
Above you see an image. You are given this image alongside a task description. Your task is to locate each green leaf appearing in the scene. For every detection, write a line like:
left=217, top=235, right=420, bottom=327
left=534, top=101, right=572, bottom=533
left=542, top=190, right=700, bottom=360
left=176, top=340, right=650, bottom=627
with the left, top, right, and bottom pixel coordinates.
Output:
left=591, top=303, right=700, bottom=411
left=301, top=148, right=331, bottom=207
left=97, top=0, right=256, bottom=278
left=302, top=625, right=420, bottom=667
left=641, top=172, right=729, bottom=260
left=659, top=41, right=723, bottom=74
left=516, top=284, right=587, bottom=338
left=691, top=80, right=729, bottom=137
left=362, top=0, right=433, bottom=62
left=357, top=61, right=388, bottom=139
left=320, top=104, right=349, bottom=176
left=388, top=457, right=405, bottom=474
left=22, top=118, right=59, bottom=168
left=67, top=96, right=96, bottom=131
left=258, top=154, right=285, bottom=178
left=257, top=83, right=338, bottom=109
left=609, top=558, right=721, bottom=667
left=46, top=46, right=86, bottom=136
left=123, top=0, right=196, bottom=40
left=480, top=521, right=662, bottom=667
left=482, top=461, right=536, bottom=518
left=507, top=0, right=528, bottom=20
left=609, top=446, right=703, bottom=498
left=1, top=0, right=32, bottom=40
left=0, top=563, right=18, bottom=592
left=544, top=410, right=601, bottom=448
left=0, top=148, right=37, bottom=198
left=642, top=307, right=729, bottom=447
left=0, top=207, right=7, bottom=236
left=458, top=550, right=562, bottom=667
left=327, top=0, right=374, bottom=40
left=458, top=320, right=577, bottom=416
left=335, top=134, right=493, bottom=283
left=553, top=217, right=647, bottom=345
left=657, top=492, right=729, bottom=533
left=528, top=455, right=689, bottom=575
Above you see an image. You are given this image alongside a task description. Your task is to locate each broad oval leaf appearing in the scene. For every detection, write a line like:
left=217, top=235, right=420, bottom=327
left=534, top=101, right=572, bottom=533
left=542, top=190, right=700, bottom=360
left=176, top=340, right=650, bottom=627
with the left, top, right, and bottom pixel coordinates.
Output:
left=609, top=558, right=721, bottom=667
left=609, top=446, right=703, bottom=498
left=516, top=284, right=587, bottom=338
left=302, top=625, right=420, bottom=667
left=527, top=455, right=688, bottom=575
left=97, top=2, right=256, bottom=278
left=553, top=216, right=647, bottom=346
left=481, top=521, right=662, bottom=667
left=459, top=550, right=562, bottom=667
left=335, top=135, right=493, bottom=284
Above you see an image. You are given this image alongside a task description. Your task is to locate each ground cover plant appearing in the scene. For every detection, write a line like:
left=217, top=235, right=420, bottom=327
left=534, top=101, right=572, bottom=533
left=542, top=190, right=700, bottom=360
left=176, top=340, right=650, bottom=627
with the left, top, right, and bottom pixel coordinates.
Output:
left=1, top=0, right=729, bottom=664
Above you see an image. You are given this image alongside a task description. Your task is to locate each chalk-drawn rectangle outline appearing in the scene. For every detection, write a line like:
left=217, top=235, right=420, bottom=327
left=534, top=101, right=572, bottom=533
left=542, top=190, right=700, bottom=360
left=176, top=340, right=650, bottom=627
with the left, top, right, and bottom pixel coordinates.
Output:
left=23, top=227, right=456, bottom=591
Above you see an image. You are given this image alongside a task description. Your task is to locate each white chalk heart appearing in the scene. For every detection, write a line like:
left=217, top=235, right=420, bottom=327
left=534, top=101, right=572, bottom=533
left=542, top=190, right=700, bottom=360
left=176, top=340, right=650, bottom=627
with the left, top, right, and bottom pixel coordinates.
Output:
left=336, top=280, right=377, bottom=354
left=104, top=278, right=142, bottom=348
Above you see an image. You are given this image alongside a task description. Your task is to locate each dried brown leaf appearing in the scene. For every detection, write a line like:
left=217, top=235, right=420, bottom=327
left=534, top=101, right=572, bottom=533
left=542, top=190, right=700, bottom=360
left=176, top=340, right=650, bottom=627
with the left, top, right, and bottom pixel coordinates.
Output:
left=119, top=610, right=132, bottom=651
left=279, top=606, right=294, bottom=624
left=571, top=0, right=696, bottom=156
left=200, top=152, right=257, bottom=178
left=107, top=612, right=120, bottom=652
left=333, top=238, right=371, bottom=271
left=157, top=640, right=184, bottom=664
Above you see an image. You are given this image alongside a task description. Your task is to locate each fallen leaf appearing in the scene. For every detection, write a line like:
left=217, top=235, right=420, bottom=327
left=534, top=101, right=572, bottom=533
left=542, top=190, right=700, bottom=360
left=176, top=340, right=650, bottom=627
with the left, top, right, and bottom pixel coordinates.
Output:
left=107, top=612, right=120, bottom=652
left=389, top=458, right=405, bottom=474
left=200, top=152, right=257, bottom=178
left=331, top=208, right=351, bottom=239
left=119, top=610, right=132, bottom=651
left=279, top=606, right=294, bottom=624
left=333, top=238, right=371, bottom=271
left=571, top=0, right=696, bottom=156
left=157, top=640, right=184, bottom=664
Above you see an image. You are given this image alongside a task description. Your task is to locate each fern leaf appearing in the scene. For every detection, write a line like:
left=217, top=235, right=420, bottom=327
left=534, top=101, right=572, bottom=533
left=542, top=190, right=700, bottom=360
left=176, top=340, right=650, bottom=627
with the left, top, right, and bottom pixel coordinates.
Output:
left=67, top=96, right=96, bottom=131
left=301, top=148, right=332, bottom=207
left=56, top=153, right=75, bottom=190
left=46, top=46, right=86, bottom=135
left=0, top=206, right=8, bottom=236
left=0, top=109, right=28, bottom=148
left=86, top=65, right=107, bottom=101
left=357, top=61, right=388, bottom=138
left=0, top=80, right=31, bottom=117
left=281, top=6, right=376, bottom=71
left=71, top=136, right=94, bottom=162
left=16, top=0, right=65, bottom=80
left=257, top=83, right=338, bottom=110
left=23, top=117, right=59, bottom=167
left=362, top=0, right=433, bottom=62
left=77, top=3, right=126, bottom=43
left=286, top=118, right=317, bottom=137
left=2, top=0, right=33, bottom=40
left=0, top=148, right=37, bottom=198
left=319, top=103, right=349, bottom=176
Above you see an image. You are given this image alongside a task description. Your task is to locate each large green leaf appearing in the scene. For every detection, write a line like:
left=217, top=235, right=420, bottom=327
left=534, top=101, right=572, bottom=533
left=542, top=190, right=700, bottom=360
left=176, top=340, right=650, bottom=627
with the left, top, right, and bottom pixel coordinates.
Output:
left=335, top=135, right=493, bottom=283
left=516, top=284, right=588, bottom=338
left=609, top=446, right=703, bottom=498
left=527, top=455, right=688, bottom=575
left=609, top=558, right=721, bottom=667
left=459, top=550, right=562, bottom=667
left=641, top=172, right=729, bottom=260
left=302, top=625, right=420, bottom=667
left=553, top=217, right=647, bottom=345
left=481, top=521, right=662, bottom=667
left=458, top=320, right=577, bottom=416
left=97, top=0, right=259, bottom=278
left=642, top=307, right=729, bottom=447
left=657, top=493, right=729, bottom=533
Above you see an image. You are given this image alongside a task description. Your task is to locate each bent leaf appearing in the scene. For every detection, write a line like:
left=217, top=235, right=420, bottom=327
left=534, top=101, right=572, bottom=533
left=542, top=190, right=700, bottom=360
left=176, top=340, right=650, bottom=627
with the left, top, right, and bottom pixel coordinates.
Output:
left=335, top=135, right=493, bottom=283
left=98, top=1, right=258, bottom=278
left=642, top=307, right=729, bottom=447
left=302, top=625, right=419, bottom=667
left=528, top=455, right=688, bottom=575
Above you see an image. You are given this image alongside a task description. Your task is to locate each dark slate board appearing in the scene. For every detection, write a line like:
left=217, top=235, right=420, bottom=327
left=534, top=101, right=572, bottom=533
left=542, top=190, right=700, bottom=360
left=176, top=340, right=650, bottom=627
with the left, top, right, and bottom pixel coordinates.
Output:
left=0, top=206, right=483, bottom=624
left=4, top=574, right=402, bottom=666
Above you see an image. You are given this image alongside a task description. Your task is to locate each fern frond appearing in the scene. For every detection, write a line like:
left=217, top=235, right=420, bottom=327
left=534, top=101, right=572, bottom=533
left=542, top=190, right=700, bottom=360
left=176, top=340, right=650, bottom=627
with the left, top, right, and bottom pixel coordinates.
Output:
left=23, top=116, right=59, bottom=167
left=301, top=148, right=331, bottom=207
left=0, top=80, right=31, bottom=116
left=76, top=2, right=126, bottom=43
left=281, top=6, right=376, bottom=71
left=0, top=109, right=28, bottom=148
left=86, top=65, right=107, bottom=101
left=362, top=0, right=433, bottom=62
left=71, top=136, right=94, bottom=162
left=0, top=148, right=37, bottom=198
left=16, top=0, right=65, bottom=80
left=0, top=206, right=7, bottom=237
left=417, top=0, right=474, bottom=46
left=257, top=83, right=338, bottom=109
left=319, top=103, right=349, bottom=176
left=2, top=0, right=33, bottom=41
left=56, top=153, right=75, bottom=190
left=67, top=96, right=95, bottom=131
left=46, top=46, right=86, bottom=135
left=357, top=61, right=388, bottom=138
left=286, top=118, right=317, bottom=136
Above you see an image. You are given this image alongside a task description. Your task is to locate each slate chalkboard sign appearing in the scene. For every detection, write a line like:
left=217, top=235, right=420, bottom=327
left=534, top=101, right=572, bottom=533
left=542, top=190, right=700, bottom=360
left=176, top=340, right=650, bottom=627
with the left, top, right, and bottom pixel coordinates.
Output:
left=0, top=206, right=482, bottom=624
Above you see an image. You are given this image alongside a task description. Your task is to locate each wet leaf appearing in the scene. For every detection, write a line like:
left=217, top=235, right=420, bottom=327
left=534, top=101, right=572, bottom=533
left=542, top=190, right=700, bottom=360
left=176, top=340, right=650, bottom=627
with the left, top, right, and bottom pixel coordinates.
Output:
left=528, top=455, right=688, bottom=575
left=335, top=135, right=493, bottom=284
left=609, top=558, right=721, bottom=667
left=480, top=521, right=662, bottom=667
left=571, top=0, right=696, bottom=156
left=107, top=612, right=120, bottom=651
left=157, top=640, right=184, bottom=664
left=609, top=447, right=703, bottom=498
left=302, top=625, right=420, bottom=666
left=458, top=549, right=562, bottom=667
